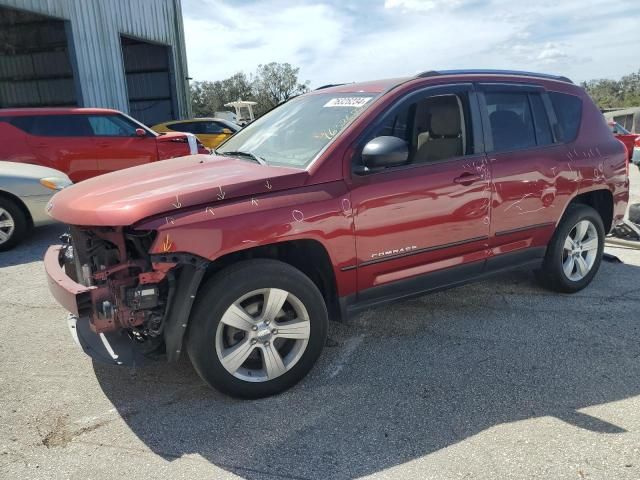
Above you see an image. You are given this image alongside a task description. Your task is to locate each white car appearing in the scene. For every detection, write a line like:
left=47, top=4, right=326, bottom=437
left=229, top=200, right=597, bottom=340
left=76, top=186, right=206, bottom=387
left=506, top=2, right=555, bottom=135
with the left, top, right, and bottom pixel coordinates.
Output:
left=0, top=161, right=72, bottom=251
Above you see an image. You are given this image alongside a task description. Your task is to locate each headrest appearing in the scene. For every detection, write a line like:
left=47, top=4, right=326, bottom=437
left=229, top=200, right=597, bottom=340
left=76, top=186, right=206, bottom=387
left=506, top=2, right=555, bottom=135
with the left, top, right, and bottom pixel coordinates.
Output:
left=430, top=103, right=461, bottom=137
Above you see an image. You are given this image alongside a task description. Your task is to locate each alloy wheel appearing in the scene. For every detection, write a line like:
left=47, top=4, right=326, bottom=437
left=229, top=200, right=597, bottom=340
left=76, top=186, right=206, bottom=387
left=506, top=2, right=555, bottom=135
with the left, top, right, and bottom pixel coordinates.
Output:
left=215, top=288, right=311, bottom=382
left=0, top=208, right=15, bottom=245
left=562, top=219, right=599, bottom=281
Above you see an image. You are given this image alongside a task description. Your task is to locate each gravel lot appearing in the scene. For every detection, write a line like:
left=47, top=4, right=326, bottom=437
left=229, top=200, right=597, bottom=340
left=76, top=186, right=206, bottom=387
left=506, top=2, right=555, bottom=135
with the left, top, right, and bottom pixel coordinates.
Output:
left=1, top=168, right=639, bottom=480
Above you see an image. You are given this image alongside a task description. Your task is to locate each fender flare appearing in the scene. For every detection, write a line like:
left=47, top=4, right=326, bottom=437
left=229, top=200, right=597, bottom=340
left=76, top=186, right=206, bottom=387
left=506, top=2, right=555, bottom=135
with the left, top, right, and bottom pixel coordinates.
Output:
left=554, top=185, right=614, bottom=229
left=151, top=252, right=209, bottom=362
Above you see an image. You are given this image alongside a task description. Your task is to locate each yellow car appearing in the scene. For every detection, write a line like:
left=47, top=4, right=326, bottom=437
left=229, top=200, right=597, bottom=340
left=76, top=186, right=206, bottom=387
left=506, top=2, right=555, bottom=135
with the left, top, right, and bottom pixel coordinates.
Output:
left=151, top=118, right=240, bottom=150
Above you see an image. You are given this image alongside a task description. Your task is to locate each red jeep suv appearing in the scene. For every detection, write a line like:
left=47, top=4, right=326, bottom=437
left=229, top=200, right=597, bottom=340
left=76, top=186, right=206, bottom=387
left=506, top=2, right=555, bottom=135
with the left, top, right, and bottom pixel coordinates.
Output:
left=44, top=70, right=629, bottom=398
left=0, top=108, right=206, bottom=182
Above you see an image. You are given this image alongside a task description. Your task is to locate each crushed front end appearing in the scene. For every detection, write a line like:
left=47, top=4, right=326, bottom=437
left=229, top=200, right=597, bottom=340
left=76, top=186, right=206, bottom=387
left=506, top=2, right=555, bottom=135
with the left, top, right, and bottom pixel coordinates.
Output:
left=44, top=226, right=207, bottom=366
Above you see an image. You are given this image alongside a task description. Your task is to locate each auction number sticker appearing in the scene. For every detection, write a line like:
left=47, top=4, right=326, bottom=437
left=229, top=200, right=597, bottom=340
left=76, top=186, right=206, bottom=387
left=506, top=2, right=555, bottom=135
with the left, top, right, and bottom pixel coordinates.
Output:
left=324, top=97, right=372, bottom=108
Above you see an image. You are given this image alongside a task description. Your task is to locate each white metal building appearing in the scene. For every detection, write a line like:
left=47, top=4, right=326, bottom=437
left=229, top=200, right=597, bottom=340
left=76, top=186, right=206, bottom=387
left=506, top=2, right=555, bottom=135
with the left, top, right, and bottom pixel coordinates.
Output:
left=0, top=0, right=191, bottom=125
left=604, top=107, right=640, bottom=134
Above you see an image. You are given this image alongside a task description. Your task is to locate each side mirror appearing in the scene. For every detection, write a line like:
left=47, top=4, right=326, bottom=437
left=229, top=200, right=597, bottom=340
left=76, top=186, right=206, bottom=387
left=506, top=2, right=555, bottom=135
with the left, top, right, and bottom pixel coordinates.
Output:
left=361, top=136, right=409, bottom=170
left=135, top=128, right=147, bottom=137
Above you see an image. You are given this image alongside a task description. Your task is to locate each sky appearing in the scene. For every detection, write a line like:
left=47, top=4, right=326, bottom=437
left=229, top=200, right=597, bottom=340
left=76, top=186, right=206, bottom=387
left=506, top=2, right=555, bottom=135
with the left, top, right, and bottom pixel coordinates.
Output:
left=182, top=0, right=640, bottom=88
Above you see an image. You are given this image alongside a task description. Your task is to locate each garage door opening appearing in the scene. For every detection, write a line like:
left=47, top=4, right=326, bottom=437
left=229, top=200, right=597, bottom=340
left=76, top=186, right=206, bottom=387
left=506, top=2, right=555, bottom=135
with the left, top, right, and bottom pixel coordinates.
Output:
left=0, top=6, right=78, bottom=108
left=120, top=36, right=176, bottom=126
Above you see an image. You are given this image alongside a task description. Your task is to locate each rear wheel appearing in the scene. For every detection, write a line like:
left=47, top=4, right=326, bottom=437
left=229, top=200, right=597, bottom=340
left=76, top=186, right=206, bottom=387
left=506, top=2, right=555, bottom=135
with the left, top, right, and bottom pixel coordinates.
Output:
left=537, top=204, right=604, bottom=293
left=187, top=259, right=328, bottom=398
left=0, top=197, right=29, bottom=252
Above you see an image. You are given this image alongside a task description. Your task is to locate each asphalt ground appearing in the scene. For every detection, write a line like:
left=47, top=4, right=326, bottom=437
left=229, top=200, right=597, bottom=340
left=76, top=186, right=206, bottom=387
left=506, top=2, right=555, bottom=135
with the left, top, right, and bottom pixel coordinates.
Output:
left=1, top=167, right=639, bottom=480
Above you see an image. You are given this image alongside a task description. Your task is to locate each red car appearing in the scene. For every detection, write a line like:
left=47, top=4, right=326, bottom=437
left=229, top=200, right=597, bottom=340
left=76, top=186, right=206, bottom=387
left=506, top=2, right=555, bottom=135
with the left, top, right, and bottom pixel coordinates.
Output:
left=0, top=108, right=207, bottom=182
left=45, top=70, right=628, bottom=398
left=608, top=120, right=640, bottom=162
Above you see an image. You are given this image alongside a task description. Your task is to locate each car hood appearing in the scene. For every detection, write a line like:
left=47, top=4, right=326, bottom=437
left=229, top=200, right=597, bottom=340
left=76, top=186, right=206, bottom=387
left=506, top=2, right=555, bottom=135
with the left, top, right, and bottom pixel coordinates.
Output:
left=0, top=161, right=70, bottom=179
left=0, top=161, right=72, bottom=198
left=48, top=154, right=308, bottom=226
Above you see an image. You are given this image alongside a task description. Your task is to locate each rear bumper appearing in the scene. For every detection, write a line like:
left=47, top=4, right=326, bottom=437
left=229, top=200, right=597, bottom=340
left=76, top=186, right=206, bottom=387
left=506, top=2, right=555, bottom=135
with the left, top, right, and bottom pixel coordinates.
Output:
left=45, top=245, right=149, bottom=367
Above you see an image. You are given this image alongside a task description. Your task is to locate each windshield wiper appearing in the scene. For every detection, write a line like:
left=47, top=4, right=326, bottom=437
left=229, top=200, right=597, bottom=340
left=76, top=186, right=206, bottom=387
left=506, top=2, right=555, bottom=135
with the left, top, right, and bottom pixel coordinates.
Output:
left=217, top=150, right=267, bottom=166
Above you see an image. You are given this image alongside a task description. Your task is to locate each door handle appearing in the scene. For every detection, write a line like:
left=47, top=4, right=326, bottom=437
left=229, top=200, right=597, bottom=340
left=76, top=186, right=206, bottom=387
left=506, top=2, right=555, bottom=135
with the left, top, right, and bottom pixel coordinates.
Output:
left=453, top=172, right=482, bottom=185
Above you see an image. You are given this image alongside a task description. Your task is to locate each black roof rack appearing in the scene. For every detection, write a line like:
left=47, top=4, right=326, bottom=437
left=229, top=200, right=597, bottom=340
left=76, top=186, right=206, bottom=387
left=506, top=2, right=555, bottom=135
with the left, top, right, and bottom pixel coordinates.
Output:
left=416, top=69, right=573, bottom=84
left=314, top=83, right=348, bottom=90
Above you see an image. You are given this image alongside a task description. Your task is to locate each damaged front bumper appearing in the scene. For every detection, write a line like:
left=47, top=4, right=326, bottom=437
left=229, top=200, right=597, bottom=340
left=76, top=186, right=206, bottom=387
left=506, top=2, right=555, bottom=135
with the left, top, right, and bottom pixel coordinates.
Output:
left=66, top=313, right=149, bottom=366
left=45, top=245, right=149, bottom=367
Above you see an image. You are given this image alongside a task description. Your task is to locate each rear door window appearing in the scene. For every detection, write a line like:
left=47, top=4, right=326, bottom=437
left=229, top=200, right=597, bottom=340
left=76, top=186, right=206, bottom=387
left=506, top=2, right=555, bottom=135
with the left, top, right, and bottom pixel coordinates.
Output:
left=549, top=92, right=582, bottom=142
left=484, top=92, right=536, bottom=152
left=30, top=115, right=93, bottom=136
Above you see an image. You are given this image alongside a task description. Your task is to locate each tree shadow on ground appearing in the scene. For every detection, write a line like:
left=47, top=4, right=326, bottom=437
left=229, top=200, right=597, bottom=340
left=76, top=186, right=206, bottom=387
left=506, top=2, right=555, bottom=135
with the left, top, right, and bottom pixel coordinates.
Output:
left=93, top=262, right=640, bottom=479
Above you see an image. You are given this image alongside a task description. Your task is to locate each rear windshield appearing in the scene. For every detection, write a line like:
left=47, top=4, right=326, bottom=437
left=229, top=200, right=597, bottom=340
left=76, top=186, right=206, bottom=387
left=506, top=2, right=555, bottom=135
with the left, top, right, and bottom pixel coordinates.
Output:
left=216, top=93, right=379, bottom=168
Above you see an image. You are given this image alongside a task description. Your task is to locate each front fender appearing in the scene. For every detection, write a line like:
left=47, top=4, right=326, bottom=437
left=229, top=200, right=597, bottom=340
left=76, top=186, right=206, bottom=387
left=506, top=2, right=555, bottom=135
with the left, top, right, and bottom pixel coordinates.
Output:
left=136, top=181, right=358, bottom=296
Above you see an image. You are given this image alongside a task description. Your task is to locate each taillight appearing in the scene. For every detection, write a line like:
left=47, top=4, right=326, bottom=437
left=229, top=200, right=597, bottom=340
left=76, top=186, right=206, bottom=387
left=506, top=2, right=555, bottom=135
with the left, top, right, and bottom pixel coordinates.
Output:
left=635, top=136, right=640, bottom=148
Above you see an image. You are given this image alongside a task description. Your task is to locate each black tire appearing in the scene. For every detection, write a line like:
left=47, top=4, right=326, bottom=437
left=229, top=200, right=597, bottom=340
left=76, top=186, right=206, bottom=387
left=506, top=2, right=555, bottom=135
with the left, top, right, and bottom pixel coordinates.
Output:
left=629, top=203, right=640, bottom=225
left=0, top=196, right=29, bottom=252
left=537, top=204, right=605, bottom=293
left=187, top=259, right=328, bottom=399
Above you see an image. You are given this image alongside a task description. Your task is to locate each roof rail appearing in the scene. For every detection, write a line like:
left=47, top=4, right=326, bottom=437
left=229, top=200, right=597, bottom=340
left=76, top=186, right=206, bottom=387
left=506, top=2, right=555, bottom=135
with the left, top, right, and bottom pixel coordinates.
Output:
left=314, top=83, right=348, bottom=90
left=416, top=69, right=573, bottom=84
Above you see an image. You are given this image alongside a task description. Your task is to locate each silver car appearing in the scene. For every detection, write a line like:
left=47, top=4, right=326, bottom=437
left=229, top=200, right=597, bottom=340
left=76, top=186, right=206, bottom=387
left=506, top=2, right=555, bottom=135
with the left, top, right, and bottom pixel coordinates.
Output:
left=0, top=161, right=72, bottom=251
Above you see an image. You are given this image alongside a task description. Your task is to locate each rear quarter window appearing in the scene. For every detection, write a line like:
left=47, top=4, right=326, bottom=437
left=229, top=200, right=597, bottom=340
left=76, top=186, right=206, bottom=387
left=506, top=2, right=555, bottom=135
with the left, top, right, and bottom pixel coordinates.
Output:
left=549, top=92, right=582, bottom=143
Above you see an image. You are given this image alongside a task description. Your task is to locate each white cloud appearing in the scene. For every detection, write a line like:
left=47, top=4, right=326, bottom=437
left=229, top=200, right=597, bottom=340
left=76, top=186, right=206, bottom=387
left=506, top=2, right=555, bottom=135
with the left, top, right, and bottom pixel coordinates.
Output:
left=536, top=44, right=569, bottom=62
left=182, top=0, right=640, bottom=87
left=183, top=1, right=347, bottom=84
left=383, top=0, right=465, bottom=12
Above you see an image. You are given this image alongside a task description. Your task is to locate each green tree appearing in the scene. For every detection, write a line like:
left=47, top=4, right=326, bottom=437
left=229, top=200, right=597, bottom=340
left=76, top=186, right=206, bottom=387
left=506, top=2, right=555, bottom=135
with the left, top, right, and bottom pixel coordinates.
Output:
left=582, top=69, right=640, bottom=109
left=189, top=63, right=309, bottom=119
left=190, top=81, right=219, bottom=117
left=190, top=72, right=253, bottom=117
left=251, top=62, right=310, bottom=116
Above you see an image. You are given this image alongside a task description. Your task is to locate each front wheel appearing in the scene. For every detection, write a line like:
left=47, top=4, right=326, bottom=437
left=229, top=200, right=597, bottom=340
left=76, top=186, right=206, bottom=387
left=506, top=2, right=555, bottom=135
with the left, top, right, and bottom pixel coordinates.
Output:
left=187, top=259, right=328, bottom=398
left=537, top=204, right=604, bottom=293
left=0, top=197, right=29, bottom=252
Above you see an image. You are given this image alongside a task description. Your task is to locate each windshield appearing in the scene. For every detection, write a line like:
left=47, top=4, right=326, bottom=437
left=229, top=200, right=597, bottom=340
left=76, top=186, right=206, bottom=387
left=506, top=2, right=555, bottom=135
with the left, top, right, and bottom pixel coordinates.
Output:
left=217, top=93, right=378, bottom=168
